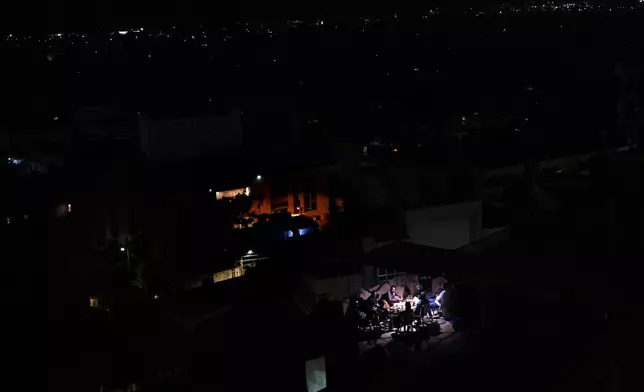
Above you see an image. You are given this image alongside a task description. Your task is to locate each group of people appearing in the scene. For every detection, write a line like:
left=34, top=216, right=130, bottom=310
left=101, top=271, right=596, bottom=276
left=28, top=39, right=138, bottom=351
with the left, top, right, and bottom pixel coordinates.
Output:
left=387, top=282, right=449, bottom=314
left=357, top=278, right=451, bottom=324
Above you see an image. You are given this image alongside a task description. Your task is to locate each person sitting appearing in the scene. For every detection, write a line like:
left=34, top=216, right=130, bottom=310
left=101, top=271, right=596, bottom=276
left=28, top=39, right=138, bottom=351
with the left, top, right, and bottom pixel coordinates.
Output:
left=345, top=296, right=363, bottom=324
left=357, top=294, right=373, bottom=315
left=377, top=293, right=390, bottom=309
left=387, top=285, right=402, bottom=304
left=429, top=282, right=450, bottom=315
left=415, top=292, right=430, bottom=318
left=431, top=273, right=448, bottom=297
left=368, top=291, right=380, bottom=308
left=361, top=291, right=380, bottom=321
left=400, top=302, right=415, bottom=331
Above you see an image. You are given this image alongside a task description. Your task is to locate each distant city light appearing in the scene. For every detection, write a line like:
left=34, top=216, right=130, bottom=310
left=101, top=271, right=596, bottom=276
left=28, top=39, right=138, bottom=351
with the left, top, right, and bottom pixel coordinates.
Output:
left=118, top=31, right=128, bottom=35
left=120, top=247, right=126, bottom=252
left=67, top=204, right=72, bottom=213
left=53, top=116, right=59, bottom=121
left=247, top=250, right=253, bottom=254
left=393, top=148, right=398, bottom=152
left=256, top=175, right=262, bottom=180
left=209, top=189, right=213, bottom=193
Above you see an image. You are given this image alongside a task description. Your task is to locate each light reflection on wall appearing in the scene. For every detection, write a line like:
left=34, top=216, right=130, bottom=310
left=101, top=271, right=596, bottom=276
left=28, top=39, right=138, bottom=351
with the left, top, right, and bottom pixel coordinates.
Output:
left=215, top=187, right=250, bottom=200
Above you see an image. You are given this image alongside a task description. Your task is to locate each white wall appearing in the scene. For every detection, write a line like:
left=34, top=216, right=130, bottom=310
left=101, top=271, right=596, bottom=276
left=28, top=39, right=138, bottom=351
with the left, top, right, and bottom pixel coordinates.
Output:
left=405, top=201, right=482, bottom=249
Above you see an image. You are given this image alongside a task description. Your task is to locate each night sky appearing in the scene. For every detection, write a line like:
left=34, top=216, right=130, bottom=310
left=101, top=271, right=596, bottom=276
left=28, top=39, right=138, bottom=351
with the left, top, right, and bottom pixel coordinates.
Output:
left=3, top=1, right=531, bottom=30
left=2, top=0, right=641, bottom=162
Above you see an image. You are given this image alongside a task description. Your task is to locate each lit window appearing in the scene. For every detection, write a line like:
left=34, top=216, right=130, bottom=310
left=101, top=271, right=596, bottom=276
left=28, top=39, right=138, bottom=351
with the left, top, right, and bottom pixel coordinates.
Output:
left=303, top=192, right=317, bottom=212
left=89, top=297, right=99, bottom=308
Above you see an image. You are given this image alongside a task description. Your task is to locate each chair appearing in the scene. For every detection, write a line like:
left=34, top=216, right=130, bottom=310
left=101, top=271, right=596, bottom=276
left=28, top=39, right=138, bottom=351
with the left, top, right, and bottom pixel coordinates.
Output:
left=400, top=311, right=415, bottom=332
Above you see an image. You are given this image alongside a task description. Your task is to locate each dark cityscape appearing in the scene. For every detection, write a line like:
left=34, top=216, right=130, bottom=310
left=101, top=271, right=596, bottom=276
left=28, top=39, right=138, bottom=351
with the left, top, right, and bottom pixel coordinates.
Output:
left=3, top=1, right=642, bottom=391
